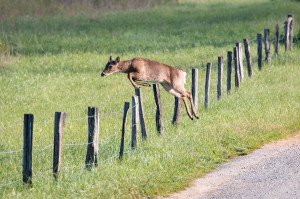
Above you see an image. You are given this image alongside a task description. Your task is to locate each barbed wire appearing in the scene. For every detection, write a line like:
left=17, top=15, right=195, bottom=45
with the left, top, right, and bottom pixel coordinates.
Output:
left=0, top=179, right=22, bottom=189
left=0, top=122, right=23, bottom=131
left=0, top=148, right=23, bottom=155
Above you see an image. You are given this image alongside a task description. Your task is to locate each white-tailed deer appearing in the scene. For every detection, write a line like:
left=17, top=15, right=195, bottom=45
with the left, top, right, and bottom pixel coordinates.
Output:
left=101, top=56, right=198, bottom=120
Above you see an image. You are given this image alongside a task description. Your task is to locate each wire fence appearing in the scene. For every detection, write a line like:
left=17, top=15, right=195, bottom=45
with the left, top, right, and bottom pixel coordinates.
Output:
left=0, top=16, right=295, bottom=189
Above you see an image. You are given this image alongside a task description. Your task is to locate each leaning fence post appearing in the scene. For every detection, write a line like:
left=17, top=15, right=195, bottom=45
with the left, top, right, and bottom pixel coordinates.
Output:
left=234, top=47, right=240, bottom=88
left=53, top=112, right=67, bottom=180
left=288, top=14, right=294, bottom=51
left=275, top=24, right=279, bottom=56
left=264, top=29, right=271, bottom=63
left=23, top=114, right=34, bottom=184
left=172, top=96, right=182, bottom=125
left=131, top=96, right=139, bottom=149
left=227, top=51, right=232, bottom=95
left=135, top=88, right=147, bottom=140
left=153, top=84, right=163, bottom=134
left=191, top=69, right=198, bottom=114
left=257, top=33, right=263, bottom=70
left=217, top=56, right=223, bottom=100
left=243, top=38, right=253, bottom=77
left=85, top=107, right=99, bottom=169
left=204, top=63, right=211, bottom=108
left=119, top=102, right=130, bottom=160
left=236, top=43, right=244, bottom=81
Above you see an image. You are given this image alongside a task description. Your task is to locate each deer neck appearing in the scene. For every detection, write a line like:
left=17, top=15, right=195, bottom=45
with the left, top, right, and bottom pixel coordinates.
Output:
left=117, top=60, right=132, bottom=73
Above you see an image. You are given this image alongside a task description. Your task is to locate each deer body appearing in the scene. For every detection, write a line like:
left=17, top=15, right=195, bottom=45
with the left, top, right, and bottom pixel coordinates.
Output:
left=101, top=56, right=198, bottom=120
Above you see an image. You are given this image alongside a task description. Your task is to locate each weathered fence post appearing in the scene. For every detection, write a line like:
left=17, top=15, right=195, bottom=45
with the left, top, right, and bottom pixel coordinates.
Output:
left=53, top=112, right=67, bottom=180
left=234, top=47, right=240, bottom=88
left=227, top=51, right=232, bottom=95
left=257, top=33, right=263, bottom=70
left=284, top=19, right=290, bottom=51
left=135, top=88, right=147, bottom=140
left=172, top=97, right=182, bottom=125
left=191, top=69, right=198, bottom=114
left=275, top=24, right=279, bottom=56
left=217, top=56, right=223, bottom=100
left=85, top=107, right=99, bottom=169
left=204, top=63, right=211, bottom=108
left=284, top=14, right=294, bottom=51
left=119, top=102, right=130, bottom=160
left=236, top=43, right=244, bottom=81
left=23, top=114, right=34, bottom=184
left=288, top=14, right=294, bottom=51
left=131, top=96, right=139, bottom=149
left=264, top=29, right=271, bottom=63
left=243, top=38, right=253, bottom=77
left=153, top=84, right=163, bottom=134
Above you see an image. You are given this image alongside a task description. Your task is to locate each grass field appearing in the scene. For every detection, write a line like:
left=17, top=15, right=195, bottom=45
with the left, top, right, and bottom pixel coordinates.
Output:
left=0, top=0, right=300, bottom=198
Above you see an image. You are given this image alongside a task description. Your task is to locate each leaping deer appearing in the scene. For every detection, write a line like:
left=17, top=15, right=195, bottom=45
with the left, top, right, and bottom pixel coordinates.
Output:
left=101, top=56, right=199, bottom=120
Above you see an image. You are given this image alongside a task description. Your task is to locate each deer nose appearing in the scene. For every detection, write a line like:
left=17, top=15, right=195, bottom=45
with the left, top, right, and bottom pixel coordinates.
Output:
left=101, top=72, right=105, bottom=77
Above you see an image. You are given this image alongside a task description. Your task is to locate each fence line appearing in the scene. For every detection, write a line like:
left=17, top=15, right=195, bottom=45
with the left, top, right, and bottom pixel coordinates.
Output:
left=0, top=14, right=295, bottom=189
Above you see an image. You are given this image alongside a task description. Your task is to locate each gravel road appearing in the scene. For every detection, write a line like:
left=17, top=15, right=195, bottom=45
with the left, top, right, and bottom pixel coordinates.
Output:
left=165, top=133, right=300, bottom=199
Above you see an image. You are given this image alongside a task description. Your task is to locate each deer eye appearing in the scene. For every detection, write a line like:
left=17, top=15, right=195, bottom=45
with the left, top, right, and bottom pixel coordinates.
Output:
left=108, top=65, right=112, bottom=69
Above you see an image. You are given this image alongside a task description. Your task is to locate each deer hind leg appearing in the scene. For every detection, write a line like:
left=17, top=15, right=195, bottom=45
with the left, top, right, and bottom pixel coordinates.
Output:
left=184, top=90, right=199, bottom=119
left=161, top=83, right=194, bottom=120
left=135, top=81, right=151, bottom=87
left=171, top=83, right=199, bottom=120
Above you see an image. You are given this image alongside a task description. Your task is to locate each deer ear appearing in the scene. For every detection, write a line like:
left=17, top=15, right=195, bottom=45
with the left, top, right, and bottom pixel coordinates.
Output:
left=116, top=56, right=120, bottom=63
left=109, top=56, right=113, bottom=62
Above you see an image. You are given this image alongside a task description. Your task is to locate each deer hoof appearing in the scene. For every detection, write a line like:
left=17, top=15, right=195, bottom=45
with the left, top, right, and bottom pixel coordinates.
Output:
left=196, top=116, right=199, bottom=119
left=191, top=117, right=194, bottom=120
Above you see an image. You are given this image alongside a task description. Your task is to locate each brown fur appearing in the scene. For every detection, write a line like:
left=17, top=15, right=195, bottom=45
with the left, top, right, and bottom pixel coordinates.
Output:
left=101, top=57, right=198, bottom=120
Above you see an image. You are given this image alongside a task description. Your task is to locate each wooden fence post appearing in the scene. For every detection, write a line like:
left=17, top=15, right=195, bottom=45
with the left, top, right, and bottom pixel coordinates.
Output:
left=191, top=69, right=198, bottom=114
left=284, top=15, right=294, bottom=51
left=153, top=84, right=163, bottom=134
left=236, top=43, right=244, bottom=81
left=85, top=107, right=99, bottom=169
left=288, top=14, right=294, bottom=51
left=131, top=96, right=139, bottom=149
left=217, top=56, right=223, bottom=100
left=172, top=96, right=182, bottom=125
left=234, top=47, right=240, bottom=88
left=264, top=29, right=271, bottom=63
left=275, top=24, right=279, bottom=56
left=23, top=114, right=34, bottom=184
left=135, top=88, right=147, bottom=140
left=53, top=112, right=67, bottom=180
left=243, top=38, right=253, bottom=77
left=257, top=33, right=263, bottom=70
left=227, top=51, right=232, bottom=95
left=204, top=63, right=211, bottom=108
left=284, top=19, right=290, bottom=51
left=119, top=102, right=130, bottom=160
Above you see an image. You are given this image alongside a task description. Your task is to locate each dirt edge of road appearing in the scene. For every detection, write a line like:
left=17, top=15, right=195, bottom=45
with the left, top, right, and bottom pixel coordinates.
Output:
left=162, top=132, right=300, bottom=199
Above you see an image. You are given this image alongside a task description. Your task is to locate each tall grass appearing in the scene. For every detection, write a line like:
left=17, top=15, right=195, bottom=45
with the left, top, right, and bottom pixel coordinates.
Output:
left=0, top=0, right=176, bottom=20
left=0, top=0, right=299, bottom=198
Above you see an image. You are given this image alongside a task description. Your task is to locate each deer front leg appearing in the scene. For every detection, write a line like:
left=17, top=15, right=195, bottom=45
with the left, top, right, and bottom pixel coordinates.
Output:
left=128, top=73, right=140, bottom=88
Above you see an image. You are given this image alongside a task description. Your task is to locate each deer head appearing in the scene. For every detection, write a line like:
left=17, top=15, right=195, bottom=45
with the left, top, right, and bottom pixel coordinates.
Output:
left=101, top=56, right=120, bottom=77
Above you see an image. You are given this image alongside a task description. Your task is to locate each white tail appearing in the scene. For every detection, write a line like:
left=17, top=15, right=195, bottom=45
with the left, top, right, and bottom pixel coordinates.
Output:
left=101, top=56, right=198, bottom=120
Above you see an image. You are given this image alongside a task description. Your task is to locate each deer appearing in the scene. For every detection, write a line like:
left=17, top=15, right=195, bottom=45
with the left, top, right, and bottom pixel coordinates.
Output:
left=101, top=56, right=199, bottom=120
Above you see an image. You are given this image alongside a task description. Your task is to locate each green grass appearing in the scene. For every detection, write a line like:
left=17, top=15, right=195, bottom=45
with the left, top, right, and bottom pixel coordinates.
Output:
left=1, top=0, right=300, bottom=198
